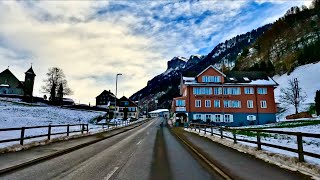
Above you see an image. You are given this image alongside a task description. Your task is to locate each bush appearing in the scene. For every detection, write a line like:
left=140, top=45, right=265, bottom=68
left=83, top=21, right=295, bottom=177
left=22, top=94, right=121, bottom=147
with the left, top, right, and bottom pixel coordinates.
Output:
left=286, top=112, right=312, bottom=119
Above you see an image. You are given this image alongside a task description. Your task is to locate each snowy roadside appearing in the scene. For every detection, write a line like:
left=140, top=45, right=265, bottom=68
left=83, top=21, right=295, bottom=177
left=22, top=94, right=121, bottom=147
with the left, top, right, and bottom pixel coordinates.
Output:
left=0, top=100, right=105, bottom=148
left=185, top=128, right=320, bottom=179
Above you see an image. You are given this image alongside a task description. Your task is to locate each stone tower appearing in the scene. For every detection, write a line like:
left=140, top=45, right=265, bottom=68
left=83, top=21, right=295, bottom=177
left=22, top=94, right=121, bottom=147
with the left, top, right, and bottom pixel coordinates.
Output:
left=24, top=66, right=36, bottom=101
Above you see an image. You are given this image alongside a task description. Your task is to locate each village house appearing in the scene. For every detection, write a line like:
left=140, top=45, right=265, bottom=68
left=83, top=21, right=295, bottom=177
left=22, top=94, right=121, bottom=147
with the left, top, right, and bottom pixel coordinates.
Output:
left=115, top=96, right=139, bottom=119
left=96, top=90, right=116, bottom=108
left=172, top=65, right=278, bottom=126
left=0, top=66, right=36, bottom=100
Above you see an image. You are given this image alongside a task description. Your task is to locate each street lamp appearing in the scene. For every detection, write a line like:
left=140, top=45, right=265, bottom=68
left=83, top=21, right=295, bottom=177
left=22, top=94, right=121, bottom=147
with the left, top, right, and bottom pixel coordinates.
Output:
left=114, top=73, right=122, bottom=117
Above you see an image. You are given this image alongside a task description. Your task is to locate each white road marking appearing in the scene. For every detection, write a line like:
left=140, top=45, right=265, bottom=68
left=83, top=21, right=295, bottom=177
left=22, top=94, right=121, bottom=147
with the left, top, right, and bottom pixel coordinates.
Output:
left=105, top=167, right=119, bottom=180
left=136, top=140, right=142, bottom=145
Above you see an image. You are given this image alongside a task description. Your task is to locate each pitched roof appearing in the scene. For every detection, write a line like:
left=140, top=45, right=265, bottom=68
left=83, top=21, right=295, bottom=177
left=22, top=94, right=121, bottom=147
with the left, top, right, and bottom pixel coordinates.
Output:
left=0, top=69, right=24, bottom=87
left=96, top=90, right=116, bottom=98
left=117, top=96, right=138, bottom=107
left=196, top=65, right=226, bottom=77
left=224, top=71, right=278, bottom=85
left=25, top=66, right=36, bottom=76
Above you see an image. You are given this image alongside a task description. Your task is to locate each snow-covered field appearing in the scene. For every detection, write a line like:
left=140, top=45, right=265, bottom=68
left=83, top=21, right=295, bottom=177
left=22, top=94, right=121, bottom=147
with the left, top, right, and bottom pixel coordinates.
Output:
left=273, top=62, right=320, bottom=119
left=0, top=99, right=106, bottom=148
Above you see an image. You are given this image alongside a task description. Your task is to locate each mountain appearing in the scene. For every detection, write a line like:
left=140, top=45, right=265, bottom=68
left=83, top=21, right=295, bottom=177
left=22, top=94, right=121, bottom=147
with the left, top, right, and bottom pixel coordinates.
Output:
left=131, top=2, right=320, bottom=111
left=234, top=3, right=320, bottom=75
left=130, top=25, right=272, bottom=110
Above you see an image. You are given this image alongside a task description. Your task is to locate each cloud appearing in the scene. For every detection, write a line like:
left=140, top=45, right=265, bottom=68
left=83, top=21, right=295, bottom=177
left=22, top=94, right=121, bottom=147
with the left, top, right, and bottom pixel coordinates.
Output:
left=0, top=1, right=307, bottom=104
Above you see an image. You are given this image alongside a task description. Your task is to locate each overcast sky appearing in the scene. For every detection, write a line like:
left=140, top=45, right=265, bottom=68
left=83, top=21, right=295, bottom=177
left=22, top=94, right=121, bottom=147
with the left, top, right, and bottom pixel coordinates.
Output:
left=0, top=0, right=312, bottom=105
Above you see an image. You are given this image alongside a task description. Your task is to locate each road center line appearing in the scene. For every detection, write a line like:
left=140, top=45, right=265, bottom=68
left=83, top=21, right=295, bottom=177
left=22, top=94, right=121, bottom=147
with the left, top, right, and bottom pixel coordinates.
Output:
left=105, top=167, right=119, bottom=180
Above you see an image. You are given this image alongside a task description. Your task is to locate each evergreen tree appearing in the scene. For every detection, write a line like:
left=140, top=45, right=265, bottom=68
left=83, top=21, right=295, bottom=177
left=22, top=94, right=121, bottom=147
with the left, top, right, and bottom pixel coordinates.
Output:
left=57, top=83, right=64, bottom=105
left=49, top=82, right=56, bottom=103
left=315, top=90, right=320, bottom=116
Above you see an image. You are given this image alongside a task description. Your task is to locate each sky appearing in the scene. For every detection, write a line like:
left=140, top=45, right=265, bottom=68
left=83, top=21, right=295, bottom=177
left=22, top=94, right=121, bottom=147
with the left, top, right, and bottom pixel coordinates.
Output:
left=0, top=0, right=313, bottom=105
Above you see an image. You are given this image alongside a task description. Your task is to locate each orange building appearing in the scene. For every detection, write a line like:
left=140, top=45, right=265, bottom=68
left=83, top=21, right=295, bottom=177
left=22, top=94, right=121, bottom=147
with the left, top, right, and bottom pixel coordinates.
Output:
left=172, top=65, right=278, bottom=126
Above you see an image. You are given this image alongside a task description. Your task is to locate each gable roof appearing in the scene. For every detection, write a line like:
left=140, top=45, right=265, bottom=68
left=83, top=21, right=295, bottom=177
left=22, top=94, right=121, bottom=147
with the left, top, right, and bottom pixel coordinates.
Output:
left=96, top=90, right=116, bottom=98
left=25, top=66, right=36, bottom=76
left=117, top=96, right=138, bottom=107
left=0, top=69, right=24, bottom=87
left=196, top=65, right=226, bottom=77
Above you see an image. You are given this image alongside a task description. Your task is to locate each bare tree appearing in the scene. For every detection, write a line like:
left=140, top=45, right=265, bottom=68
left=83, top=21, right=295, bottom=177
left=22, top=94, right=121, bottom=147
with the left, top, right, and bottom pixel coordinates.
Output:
left=42, top=67, right=73, bottom=102
left=279, top=78, right=307, bottom=114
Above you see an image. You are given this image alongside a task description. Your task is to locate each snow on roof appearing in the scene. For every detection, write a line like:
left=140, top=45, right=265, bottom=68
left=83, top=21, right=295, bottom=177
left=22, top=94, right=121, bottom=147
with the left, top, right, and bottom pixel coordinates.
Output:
left=224, top=77, right=277, bottom=86
left=183, top=77, right=195, bottom=81
left=0, top=84, right=9, bottom=87
left=148, top=109, right=169, bottom=114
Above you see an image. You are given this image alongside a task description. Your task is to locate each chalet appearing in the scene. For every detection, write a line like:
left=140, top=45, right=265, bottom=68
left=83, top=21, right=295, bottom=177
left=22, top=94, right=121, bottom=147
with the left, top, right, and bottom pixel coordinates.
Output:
left=115, top=96, right=139, bottom=119
left=172, top=65, right=278, bottom=126
left=0, top=66, right=36, bottom=99
left=96, top=90, right=116, bottom=108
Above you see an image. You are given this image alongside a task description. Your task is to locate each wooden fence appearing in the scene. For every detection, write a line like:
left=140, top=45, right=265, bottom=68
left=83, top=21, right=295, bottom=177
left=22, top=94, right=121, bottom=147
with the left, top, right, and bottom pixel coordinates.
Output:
left=189, top=123, right=320, bottom=162
left=0, top=120, right=139, bottom=146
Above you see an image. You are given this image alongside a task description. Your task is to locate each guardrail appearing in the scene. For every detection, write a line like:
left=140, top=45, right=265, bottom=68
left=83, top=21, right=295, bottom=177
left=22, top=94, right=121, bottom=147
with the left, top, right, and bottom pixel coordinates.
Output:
left=188, top=123, right=320, bottom=162
left=0, top=119, right=145, bottom=147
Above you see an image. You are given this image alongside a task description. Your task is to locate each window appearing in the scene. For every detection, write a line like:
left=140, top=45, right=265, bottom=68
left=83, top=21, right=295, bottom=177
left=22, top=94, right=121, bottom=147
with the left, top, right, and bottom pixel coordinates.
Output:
left=194, top=114, right=202, bottom=120
left=205, top=100, right=211, bottom=107
left=224, top=114, right=233, bottom=123
left=223, top=87, right=240, bottom=95
left=261, top=100, right=267, bottom=108
left=247, top=100, right=254, bottom=108
left=257, top=88, right=267, bottom=94
left=214, top=100, right=220, bottom=108
left=205, top=114, right=211, bottom=121
left=232, top=101, right=241, bottom=108
left=244, top=87, right=254, bottom=94
left=202, top=76, right=221, bottom=83
left=247, top=115, right=256, bottom=121
left=176, top=100, right=185, bottom=106
left=193, top=87, right=212, bottom=95
left=224, top=100, right=241, bottom=108
left=215, top=114, right=222, bottom=122
left=195, top=100, right=201, bottom=107
left=214, top=87, right=222, bottom=95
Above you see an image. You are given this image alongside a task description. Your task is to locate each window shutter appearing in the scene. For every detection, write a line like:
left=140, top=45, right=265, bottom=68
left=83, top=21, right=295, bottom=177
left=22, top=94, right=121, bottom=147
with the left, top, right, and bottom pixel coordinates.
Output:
left=230, top=115, right=234, bottom=122
left=193, top=114, right=197, bottom=120
left=253, top=115, right=256, bottom=120
left=247, top=115, right=250, bottom=120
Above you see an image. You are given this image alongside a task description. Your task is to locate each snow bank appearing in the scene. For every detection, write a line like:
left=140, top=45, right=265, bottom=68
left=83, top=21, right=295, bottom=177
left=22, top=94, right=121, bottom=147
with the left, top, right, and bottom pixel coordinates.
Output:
left=185, top=128, right=320, bottom=179
left=0, top=100, right=105, bottom=148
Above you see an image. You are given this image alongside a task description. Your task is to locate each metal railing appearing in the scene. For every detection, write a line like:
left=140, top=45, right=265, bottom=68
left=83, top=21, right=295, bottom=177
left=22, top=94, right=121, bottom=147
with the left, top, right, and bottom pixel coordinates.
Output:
left=188, top=123, right=320, bottom=162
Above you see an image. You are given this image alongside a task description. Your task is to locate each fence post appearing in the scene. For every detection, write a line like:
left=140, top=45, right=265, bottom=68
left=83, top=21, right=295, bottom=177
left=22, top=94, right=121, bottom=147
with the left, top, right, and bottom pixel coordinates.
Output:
left=86, top=124, right=89, bottom=133
left=211, top=127, right=213, bottom=136
left=199, top=124, right=201, bottom=133
left=220, top=127, right=223, bottom=138
left=204, top=124, right=206, bottom=135
left=48, top=124, right=51, bottom=140
left=257, top=131, right=261, bottom=150
left=81, top=124, right=84, bottom=134
left=297, top=133, right=304, bottom=162
left=233, top=130, right=237, bottom=144
left=67, top=124, right=70, bottom=136
left=20, top=127, right=25, bottom=145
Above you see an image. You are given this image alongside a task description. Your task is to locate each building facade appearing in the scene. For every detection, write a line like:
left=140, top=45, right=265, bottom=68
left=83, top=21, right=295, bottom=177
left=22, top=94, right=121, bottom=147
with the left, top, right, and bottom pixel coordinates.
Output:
left=148, top=109, right=169, bottom=118
left=172, top=65, right=278, bottom=126
left=115, top=96, right=139, bottom=119
left=0, top=67, right=36, bottom=99
left=96, top=90, right=116, bottom=108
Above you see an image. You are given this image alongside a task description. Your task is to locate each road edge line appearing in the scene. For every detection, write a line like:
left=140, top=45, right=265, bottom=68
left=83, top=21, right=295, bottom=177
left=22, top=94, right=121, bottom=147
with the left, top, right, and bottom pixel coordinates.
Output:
left=171, top=129, right=233, bottom=180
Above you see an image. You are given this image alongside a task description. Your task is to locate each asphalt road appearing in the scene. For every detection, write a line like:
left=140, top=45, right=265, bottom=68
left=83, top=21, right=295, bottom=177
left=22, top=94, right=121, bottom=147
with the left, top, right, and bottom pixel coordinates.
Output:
left=0, top=118, right=221, bottom=180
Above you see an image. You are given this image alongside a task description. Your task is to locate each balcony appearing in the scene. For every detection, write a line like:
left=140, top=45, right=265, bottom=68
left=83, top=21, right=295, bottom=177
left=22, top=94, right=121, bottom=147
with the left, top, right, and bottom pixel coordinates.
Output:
left=176, top=107, right=186, bottom=112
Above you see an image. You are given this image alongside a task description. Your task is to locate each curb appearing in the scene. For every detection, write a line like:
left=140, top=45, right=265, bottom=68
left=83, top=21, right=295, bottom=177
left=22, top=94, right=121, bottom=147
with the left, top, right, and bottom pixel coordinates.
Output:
left=170, top=128, right=233, bottom=180
left=0, top=120, right=150, bottom=175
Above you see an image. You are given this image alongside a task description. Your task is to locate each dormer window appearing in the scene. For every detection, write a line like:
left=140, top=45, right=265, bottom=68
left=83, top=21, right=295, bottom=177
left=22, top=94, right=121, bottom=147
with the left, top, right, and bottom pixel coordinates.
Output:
left=244, top=77, right=250, bottom=81
left=202, top=76, right=221, bottom=83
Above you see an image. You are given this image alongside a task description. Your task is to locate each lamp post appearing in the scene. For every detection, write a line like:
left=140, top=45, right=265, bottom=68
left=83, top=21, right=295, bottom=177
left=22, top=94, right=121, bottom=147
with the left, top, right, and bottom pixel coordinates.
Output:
left=114, top=73, right=122, bottom=117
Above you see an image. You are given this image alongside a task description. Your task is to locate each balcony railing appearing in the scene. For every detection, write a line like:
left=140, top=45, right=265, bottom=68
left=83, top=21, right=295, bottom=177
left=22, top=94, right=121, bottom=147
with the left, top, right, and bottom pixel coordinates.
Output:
left=176, top=107, right=186, bottom=111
